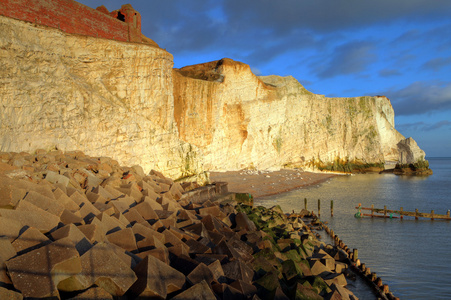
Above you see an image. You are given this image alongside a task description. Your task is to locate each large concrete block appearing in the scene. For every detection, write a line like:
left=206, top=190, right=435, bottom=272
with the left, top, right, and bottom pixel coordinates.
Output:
left=171, top=280, right=216, bottom=300
left=58, top=242, right=137, bottom=296
left=0, top=286, right=23, bottom=300
left=2, top=201, right=60, bottom=233
left=6, top=240, right=81, bottom=299
left=45, top=170, right=70, bottom=187
left=11, top=227, right=50, bottom=255
left=0, top=178, right=26, bottom=208
left=22, top=190, right=65, bottom=217
left=0, top=216, right=24, bottom=242
left=130, top=254, right=186, bottom=299
left=106, top=228, right=137, bottom=252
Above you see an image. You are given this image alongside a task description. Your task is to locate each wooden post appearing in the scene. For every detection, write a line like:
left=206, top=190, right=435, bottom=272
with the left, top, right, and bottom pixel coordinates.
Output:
left=384, top=205, right=387, bottom=218
left=371, top=204, right=374, bottom=217
left=304, top=198, right=307, bottom=210
left=415, top=208, right=419, bottom=220
left=318, top=199, right=321, bottom=217
left=400, top=207, right=404, bottom=219
left=331, top=200, right=334, bottom=217
left=447, top=210, right=450, bottom=218
left=352, top=249, right=358, bottom=262
left=431, top=210, right=434, bottom=220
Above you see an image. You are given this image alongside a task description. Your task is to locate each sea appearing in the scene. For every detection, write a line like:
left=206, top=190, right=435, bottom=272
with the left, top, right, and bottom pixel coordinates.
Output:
left=255, top=157, right=451, bottom=299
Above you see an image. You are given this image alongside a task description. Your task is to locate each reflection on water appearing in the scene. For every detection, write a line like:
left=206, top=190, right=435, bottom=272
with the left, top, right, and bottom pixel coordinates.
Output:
left=257, top=158, right=451, bottom=300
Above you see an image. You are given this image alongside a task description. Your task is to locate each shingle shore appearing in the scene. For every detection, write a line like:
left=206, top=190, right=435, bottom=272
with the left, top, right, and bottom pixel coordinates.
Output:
left=0, top=150, right=359, bottom=299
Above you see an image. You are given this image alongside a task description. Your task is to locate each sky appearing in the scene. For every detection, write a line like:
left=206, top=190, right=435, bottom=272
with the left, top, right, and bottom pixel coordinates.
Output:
left=79, top=0, right=451, bottom=157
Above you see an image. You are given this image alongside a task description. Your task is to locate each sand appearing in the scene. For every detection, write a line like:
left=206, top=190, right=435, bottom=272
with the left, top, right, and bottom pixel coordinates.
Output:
left=209, top=169, right=337, bottom=198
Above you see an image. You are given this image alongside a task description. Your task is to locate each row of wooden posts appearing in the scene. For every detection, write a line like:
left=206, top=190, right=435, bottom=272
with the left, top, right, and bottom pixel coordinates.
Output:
left=356, top=204, right=451, bottom=220
left=303, top=198, right=451, bottom=221
left=304, top=198, right=334, bottom=217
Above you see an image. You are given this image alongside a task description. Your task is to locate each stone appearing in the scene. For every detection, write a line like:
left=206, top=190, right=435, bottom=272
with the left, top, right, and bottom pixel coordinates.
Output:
left=106, top=228, right=138, bottom=252
left=50, top=224, right=92, bottom=255
left=77, top=223, right=106, bottom=243
left=6, top=240, right=81, bottom=299
left=12, top=227, right=50, bottom=255
left=45, top=170, right=70, bottom=187
left=229, top=279, right=258, bottom=298
left=222, top=260, right=254, bottom=283
left=130, top=254, right=186, bottom=299
left=0, top=287, right=23, bottom=300
left=310, top=259, right=333, bottom=277
left=235, top=212, right=257, bottom=232
left=60, top=209, right=85, bottom=225
left=92, top=212, right=126, bottom=235
left=22, top=190, right=65, bottom=217
left=171, top=280, right=216, bottom=300
left=0, top=178, right=26, bottom=208
left=323, top=273, right=348, bottom=287
left=132, top=223, right=166, bottom=245
left=187, top=262, right=216, bottom=286
left=0, top=216, right=24, bottom=242
left=53, top=188, right=80, bottom=211
left=134, top=201, right=160, bottom=221
left=66, top=286, right=113, bottom=300
left=207, top=259, right=227, bottom=283
left=58, top=242, right=137, bottom=296
left=1, top=202, right=60, bottom=233
left=123, top=207, right=146, bottom=225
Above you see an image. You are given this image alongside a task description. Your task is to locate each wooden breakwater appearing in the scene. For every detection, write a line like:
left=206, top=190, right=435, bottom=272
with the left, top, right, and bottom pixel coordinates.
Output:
left=356, top=204, right=451, bottom=220
left=322, top=224, right=399, bottom=300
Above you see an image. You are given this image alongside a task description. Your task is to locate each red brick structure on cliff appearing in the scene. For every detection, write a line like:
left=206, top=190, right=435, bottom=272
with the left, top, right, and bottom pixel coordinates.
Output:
left=0, top=0, right=158, bottom=46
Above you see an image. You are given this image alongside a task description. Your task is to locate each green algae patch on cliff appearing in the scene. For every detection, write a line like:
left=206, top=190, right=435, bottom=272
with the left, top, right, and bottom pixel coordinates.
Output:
left=310, top=156, right=385, bottom=173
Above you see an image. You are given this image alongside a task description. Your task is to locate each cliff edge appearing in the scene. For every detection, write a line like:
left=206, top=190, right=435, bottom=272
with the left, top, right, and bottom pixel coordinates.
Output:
left=0, top=3, right=430, bottom=179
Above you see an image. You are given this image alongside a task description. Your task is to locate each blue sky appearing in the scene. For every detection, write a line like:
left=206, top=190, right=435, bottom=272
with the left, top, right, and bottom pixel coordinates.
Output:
left=79, top=0, right=451, bottom=157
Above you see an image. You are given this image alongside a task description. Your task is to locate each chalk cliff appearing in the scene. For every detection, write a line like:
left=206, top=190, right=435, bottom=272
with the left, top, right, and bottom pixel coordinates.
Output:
left=0, top=12, right=428, bottom=180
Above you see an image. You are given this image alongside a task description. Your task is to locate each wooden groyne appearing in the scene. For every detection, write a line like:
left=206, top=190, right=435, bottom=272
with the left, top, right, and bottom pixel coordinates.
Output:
left=356, top=204, right=451, bottom=220
left=322, top=224, right=399, bottom=300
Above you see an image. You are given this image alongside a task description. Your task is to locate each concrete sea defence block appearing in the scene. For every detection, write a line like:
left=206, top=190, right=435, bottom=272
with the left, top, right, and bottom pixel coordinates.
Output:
left=6, top=240, right=82, bottom=299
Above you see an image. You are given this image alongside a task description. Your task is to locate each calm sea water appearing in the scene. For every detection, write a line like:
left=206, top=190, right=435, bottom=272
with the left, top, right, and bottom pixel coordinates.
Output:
left=256, top=157, right=451, bottom=299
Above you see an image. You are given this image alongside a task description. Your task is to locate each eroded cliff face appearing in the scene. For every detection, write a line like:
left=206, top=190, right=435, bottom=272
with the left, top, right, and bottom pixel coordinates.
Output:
left=173, top=59, right=425, bottom=173
left=0, top=15, right=427, bottom=179
left=0, top=15, right=204, bottom=179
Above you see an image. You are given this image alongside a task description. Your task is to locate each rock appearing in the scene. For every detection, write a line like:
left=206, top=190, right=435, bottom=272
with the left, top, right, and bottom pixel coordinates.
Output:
left=0, top=178, right=26, bottom=209
left=106, top=228, right=138, bottom=252
left=235, top=212, right=257, bottom=231
left=58, top=242, right=137, bottom=296
left=50, top=224, right=93, bottom=255
left=6, top=240, right=81, bottom=299
left=11, top=227, right=51, bottom=255
left=22, top=190, right=65, bottom=217
left=222, top=260, right=254, bottom=283
left=171, top=280, right=216, bottom=300
left=0, top=287, right=23, bottom=300
left=0, top=216, right=24, bottom=242
left=45, top=170, right=70, bottom=187
left=187, top=262, right=216, bottom=286
left=131, top=254, right=185, bottom=298
left=66, top=286, right=113, bottom=300
left=1, top=202, right=60, bottom=233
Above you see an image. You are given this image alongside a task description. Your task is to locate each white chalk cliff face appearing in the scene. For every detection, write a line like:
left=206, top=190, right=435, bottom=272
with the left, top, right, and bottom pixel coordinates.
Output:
left=0, top=15, right=426, bottom=179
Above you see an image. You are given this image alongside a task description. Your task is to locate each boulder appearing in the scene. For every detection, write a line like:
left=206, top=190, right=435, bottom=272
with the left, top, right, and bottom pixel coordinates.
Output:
left=11, top=227, right=50, bottom=255
left=131, top=254, right=186, bottom=298
left=1, top=202, right=60, bottom=233
left=171, top=280, right=216, bottom=300
left=6, top=240, right=81, bottom=299
left=58, top=242, right=137, bottom=296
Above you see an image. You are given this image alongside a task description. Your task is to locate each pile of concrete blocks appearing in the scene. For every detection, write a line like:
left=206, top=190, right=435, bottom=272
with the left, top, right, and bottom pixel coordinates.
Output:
left=0, top=150, right=357, bottom=299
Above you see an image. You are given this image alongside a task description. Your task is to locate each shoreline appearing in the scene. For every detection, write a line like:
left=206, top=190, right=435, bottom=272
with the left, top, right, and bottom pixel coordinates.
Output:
left=210, top=169, right=339, bottom=198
